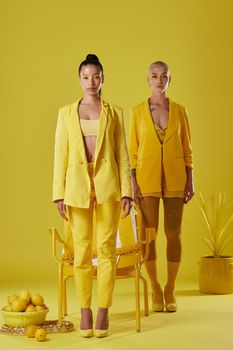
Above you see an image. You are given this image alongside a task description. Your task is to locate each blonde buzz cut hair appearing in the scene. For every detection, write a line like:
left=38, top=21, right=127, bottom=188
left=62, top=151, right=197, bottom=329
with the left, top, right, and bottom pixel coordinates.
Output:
left=148, top=61, right=170, bottom=74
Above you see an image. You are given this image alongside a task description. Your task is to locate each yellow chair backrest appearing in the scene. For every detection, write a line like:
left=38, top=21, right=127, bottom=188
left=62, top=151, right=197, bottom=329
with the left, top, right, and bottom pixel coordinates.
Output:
left=115, top=209, right=140, bottom=268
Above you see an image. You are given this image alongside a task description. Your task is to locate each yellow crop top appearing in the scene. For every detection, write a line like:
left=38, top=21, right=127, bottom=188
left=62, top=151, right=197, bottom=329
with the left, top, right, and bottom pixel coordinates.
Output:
left=154, top=124, right=168, bottom=143
left=80, top=119, right=99, bottom=136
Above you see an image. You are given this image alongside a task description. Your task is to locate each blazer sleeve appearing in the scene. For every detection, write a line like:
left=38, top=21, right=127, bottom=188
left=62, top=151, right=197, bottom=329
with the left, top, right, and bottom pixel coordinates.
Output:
left=114, top=107, right=133, bottom=199
left=52, top=109, right=69, bottom=202
left=128, top=108, right=139, bottom=170
left=181, top=108, right=193, bottom=169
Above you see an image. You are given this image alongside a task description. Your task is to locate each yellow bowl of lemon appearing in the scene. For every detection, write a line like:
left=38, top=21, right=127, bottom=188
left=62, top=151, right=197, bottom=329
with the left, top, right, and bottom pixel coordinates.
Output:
left=1, top=290, right=49, bottom=328
left=1, top=308, right=49, bottom=328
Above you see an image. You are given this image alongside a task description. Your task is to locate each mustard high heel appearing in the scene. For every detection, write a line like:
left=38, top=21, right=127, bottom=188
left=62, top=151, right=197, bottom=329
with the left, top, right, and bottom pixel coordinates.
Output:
left=80, top=308, right=93, bottom=337
left=95, top=311, right=109, bottom=338
left=164, top=289, right=177, bottom=312
left=94, top=328, right=108, bottom=338
left=152, top=293, right=164, bottom=312
left=165, top=302, right=177, bottom=312
left=152, top=302, right=164, bottom=312
left=79, top=328, right=93, bottom=338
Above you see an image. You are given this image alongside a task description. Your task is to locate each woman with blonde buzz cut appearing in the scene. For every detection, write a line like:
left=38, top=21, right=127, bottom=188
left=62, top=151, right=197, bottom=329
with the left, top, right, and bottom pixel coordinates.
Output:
left=129, top=61, right=194, bottom=312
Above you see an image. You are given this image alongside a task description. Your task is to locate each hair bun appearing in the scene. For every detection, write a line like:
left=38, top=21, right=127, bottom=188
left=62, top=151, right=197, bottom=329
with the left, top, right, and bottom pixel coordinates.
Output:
left=86, top=54, right=99, bottom=63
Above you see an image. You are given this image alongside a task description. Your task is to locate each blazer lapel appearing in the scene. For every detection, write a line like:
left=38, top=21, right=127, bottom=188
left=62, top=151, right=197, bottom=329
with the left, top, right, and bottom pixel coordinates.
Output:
left=143, top=99, right=165, bottom=145
left=143, top=98, right=178, bottom=144
left=143, top=99, right=160, bottom=140
left=163, top=99, right=178, bottom=143
left=71, top=98, right=87, bottom=163
left=94, top=100, right=108, bottom=164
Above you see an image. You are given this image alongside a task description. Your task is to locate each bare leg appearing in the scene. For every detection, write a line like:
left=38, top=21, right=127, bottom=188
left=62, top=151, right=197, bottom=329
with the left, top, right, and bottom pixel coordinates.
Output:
left=94, top=307, right=109, bottom=338
left=145, top=260, right=163, bottom=308
left=95, top=307, right=109, bottom=330
left=163, top=198, right=184, bottom=311
left=139, top=197, right=163, bottom=310
left=164, top=261, right=180, bottom=303
left=80, top=308, right=93, bottom=330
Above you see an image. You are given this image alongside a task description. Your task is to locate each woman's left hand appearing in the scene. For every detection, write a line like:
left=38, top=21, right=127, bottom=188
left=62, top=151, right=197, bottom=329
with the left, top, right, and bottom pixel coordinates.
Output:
left=184, top=180, right=195, bottom=203
left=184, top=166, right=195, bottom=203
left=121, top=197, right=132, bottom=218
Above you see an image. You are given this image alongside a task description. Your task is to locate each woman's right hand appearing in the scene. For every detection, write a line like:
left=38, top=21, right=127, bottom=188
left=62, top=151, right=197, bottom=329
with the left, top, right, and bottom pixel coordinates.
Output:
left=55, top=199, right=68, bottom=221
left=132, top=178, right=142, bottom=206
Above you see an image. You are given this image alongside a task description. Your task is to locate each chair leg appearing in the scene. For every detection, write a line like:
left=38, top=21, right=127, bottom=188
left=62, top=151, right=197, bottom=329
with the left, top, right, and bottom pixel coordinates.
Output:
left=135, top=264, right=141, bottom=332
left=58, top=263, right=64, bottom=325
left=140, top=275, right=149, bottom=316
left=63, top=277, right=68, bottom=316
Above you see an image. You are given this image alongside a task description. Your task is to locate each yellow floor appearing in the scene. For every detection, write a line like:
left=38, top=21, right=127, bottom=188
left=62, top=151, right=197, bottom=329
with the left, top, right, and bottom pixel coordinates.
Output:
left=0, top=279, right=233, bottom=350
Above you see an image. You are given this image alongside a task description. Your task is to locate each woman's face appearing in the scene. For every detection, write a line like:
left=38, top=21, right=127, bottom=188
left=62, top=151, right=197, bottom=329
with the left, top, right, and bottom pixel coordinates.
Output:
left=79, top=64, right=103, bottom=96
left=148, top=64, right=171, bottom=94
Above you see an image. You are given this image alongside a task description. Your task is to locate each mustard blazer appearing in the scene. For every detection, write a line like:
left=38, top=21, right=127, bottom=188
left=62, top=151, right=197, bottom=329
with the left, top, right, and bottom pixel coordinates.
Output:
left=53, top=98, right=132, bottom=208
left=129, top=99, right=193, bottom=194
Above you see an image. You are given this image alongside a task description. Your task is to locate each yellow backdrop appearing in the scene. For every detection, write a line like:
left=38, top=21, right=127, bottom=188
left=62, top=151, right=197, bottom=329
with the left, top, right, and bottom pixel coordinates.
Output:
left=1, top=0, right=233, bottom=285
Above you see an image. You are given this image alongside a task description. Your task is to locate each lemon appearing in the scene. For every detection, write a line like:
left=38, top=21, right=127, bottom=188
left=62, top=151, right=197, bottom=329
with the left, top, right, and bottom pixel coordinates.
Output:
left=35, top=328, right=47, bottom=342
left=31, top=293, right=44, bottom=306
left=7, top=294, right=19, bottom=305
left=25, top=304, right=36, bottom=312
left=2, top=304, right=12, bottom=312
left=11, top=299, right=27, bottom=312
left=35, top=305, right=44, bottom=311
left=26, top=324, right=37, bottom=338
left=19, top=290, right=31, bottom=304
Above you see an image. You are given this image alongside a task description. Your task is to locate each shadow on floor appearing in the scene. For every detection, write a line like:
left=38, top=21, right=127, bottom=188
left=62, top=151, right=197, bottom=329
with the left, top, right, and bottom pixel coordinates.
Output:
left=176, top=289, right=201, bottom=296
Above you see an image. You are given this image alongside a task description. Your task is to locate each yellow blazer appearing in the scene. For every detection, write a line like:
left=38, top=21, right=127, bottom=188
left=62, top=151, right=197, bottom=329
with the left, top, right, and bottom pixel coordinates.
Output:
left=53, top=98, right=132, bottom=208
left=129, top=99, right=193, bottom=194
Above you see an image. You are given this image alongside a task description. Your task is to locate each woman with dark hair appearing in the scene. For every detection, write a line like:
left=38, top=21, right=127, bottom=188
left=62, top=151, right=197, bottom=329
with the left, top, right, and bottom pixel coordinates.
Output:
left=129, top=61, right=194, bottom=313
left=53, top=54, right=132, bottom=337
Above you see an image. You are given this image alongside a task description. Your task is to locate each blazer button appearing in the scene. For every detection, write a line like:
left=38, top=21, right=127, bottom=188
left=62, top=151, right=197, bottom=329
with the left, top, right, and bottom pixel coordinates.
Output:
left=79, top=161, right=83, bottom=164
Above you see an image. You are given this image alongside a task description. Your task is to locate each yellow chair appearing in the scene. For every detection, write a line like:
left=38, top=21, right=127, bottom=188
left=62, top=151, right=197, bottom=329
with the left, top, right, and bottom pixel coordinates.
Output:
left=49, top=207, right=150, bottom=332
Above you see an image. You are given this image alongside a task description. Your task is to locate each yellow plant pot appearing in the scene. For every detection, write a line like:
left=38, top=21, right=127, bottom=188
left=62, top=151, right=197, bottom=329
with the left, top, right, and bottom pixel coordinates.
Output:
left=199, top=256, right=233, bottom=294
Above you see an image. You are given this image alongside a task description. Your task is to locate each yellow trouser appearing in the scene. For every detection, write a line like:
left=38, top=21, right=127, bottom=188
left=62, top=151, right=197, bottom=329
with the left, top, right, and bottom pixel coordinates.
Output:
left=139, top=197, right=184, bottom=262
left=68, top=163, right=121, bottom=308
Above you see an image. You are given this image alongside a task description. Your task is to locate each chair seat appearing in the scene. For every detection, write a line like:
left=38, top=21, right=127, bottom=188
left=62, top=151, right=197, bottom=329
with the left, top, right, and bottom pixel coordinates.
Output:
left=92, top=244, right=141, bottom=259
left=62, top=244, right=141, bottom=265
left=116, top=266, right=136, bottom=277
